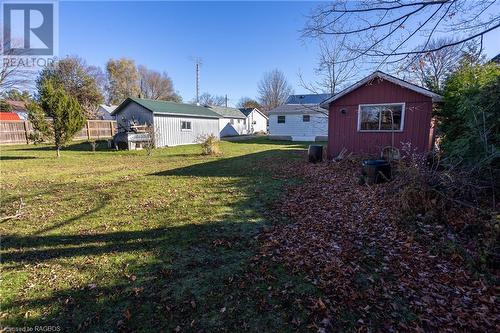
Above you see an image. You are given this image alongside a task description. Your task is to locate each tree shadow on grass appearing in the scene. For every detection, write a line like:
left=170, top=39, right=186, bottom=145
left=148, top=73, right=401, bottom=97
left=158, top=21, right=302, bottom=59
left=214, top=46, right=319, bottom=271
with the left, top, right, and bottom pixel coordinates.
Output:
left=12, top=141, right=114, bottom=152
left=151, top=149, right=306, bottom=178
left=0, top=156, right=37, bottom=160
left=1, top=148, right=319, bottom=332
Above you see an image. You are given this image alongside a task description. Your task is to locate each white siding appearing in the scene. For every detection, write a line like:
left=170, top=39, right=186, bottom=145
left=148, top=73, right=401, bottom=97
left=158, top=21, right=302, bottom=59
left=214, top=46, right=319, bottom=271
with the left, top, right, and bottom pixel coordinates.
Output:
left=114, top=103, right=153, bottom=131
left=269, top=112, right=328, bottom=141
left=246, top=110, right=268, bottom=133
left=154, top=114, right=219, bottom=147
left=219, top=118, right=247, bottom=137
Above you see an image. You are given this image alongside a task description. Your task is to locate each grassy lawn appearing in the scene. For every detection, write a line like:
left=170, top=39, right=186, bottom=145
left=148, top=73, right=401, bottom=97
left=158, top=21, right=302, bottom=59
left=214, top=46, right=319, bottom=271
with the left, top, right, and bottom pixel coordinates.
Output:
left=0, top=138, right=321, bottom=332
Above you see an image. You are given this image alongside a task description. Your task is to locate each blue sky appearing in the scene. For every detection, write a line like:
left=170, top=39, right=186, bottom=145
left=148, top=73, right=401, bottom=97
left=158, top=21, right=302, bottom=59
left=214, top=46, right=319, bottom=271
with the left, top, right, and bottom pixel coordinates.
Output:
left=59, top=1, right=500, bottom=106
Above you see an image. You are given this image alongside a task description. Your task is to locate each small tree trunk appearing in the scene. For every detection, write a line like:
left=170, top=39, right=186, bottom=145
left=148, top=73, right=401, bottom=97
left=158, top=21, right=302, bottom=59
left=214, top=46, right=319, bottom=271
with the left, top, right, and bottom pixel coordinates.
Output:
left=56, top=146, right=61, bottom=158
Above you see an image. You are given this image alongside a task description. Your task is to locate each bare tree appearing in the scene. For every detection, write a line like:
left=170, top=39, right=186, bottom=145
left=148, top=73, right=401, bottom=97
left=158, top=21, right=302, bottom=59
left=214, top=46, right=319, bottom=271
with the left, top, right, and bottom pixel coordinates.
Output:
left=258, top=69, right=293, bottom=111
left=399, top=37, right=483, bottom=92
left=299, top=37, right=357, bottom=95
left=303, top=0, right=500, bottom=66
left=138, top=65, right=181, bottom=102
left=87, top=65, right=107, bottom=100
left=237, top=97, right=262, bottom=109
left=144, top=123, right=159, bottom=156
left=0, top=34, right=34, bottom=92
left=196, top=93, right=226, bottom=106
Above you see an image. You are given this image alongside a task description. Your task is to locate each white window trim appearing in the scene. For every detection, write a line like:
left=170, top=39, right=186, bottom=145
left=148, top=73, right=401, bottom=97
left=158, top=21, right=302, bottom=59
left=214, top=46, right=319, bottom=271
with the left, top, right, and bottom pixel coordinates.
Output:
left=357, top=102, right=405, bottom=132
left=277, top=115, right=286, bottom=124
left=181, top=120, right=192, bottom=131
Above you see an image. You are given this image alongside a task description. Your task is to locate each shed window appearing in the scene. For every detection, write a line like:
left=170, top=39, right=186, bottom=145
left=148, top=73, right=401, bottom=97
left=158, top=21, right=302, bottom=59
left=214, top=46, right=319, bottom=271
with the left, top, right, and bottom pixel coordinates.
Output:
left=303, top=115, right=310, bottom=122
left=358, top=103, right=404, bottom=131
left=181, top=121, right=192, bottom=130
left=277, top=116, right=286, bottom=123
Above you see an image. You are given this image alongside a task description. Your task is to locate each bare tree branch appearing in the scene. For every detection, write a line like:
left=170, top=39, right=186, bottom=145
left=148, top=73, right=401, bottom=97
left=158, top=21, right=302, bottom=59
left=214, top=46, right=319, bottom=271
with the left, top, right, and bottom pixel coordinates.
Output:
left=0, top=34, right=34, bottom=92
left=299, top=36, right=357, bottom=95
left=303, top=0, right=500, bottom=66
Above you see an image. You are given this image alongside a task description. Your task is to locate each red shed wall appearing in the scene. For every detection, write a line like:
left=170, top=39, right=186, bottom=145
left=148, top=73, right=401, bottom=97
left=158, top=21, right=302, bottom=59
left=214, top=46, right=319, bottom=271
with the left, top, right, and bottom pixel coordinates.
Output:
left=327, top=78, right=433, bottom=158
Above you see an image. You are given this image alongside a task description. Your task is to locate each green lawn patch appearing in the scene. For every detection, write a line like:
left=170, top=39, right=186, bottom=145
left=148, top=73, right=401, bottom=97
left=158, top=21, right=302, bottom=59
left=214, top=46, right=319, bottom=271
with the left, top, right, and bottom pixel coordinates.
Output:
left=0, top=138, right=320, bottom=332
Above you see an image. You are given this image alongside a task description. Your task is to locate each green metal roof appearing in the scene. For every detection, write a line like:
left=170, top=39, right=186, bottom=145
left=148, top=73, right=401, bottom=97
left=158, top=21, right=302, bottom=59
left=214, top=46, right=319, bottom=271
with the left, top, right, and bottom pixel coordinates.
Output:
left=207, top=105, right=247, bottom=119
left=113, top=98, right=222, bottom=119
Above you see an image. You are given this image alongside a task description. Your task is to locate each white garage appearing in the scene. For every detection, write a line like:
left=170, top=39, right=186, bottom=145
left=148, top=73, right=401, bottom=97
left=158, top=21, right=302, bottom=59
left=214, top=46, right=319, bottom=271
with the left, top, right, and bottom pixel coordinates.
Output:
left=112, top=97, right=221, bottom=147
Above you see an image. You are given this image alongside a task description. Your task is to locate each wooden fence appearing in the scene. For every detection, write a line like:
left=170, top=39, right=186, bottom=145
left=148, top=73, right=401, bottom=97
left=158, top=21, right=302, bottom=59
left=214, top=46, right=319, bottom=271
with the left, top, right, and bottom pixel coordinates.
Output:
left=0, top=120, right=117, bottom=144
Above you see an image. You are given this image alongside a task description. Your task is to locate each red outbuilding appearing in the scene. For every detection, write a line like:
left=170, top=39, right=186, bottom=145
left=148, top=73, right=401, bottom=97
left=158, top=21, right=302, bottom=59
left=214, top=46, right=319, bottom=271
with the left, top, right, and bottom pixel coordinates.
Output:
left=320, top=71, right=443, bottom=159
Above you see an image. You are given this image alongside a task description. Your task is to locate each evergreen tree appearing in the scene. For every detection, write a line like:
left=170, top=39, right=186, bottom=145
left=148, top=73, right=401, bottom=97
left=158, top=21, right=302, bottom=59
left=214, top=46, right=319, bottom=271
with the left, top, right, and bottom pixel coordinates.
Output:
left=27, top=101, right=52, bottom=143
left=30, top=80, right=86, bottom=157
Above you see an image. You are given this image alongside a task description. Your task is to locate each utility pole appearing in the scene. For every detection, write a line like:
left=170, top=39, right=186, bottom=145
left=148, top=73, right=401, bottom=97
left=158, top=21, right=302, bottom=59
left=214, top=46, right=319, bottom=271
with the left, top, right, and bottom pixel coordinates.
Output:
left=225, top=94, right=228, bottom=107
left=195, top=58, right=202, bottom=105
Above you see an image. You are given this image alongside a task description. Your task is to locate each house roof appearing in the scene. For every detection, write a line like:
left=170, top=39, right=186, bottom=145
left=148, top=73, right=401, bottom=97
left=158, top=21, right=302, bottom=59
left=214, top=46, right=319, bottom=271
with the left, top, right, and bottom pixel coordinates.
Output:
left=0, top=112, right=21, bottom=120
left=5, top=100, right=28, bottom=112
left=238, top=107, right=269, bottom=119
left=112, top=98, right=221, bottom=119
left=207, top=105, right=246, bottom=119
left=268, top=104, right=327, bottom=115
left=320, top=71, right=443, bottom=109
left=98, top=104, right=117, bottom=113
left=286, top=93, right=332, bottom=105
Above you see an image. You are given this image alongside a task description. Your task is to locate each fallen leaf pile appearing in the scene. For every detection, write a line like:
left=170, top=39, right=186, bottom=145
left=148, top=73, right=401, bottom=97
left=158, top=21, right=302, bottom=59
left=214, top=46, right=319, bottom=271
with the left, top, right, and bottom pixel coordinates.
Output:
left=259, top=158, right=499, bottom=331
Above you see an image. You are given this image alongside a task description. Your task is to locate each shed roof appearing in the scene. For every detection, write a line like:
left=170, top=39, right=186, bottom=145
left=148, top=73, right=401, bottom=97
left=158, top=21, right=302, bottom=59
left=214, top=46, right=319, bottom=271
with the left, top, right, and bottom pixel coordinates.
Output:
left=99, top=104, right=117, bottom=113
left=320, top=71, right=443, bottom=109
left=0, top=112, right=21, bottom=120
left=286, top=93, right=332, bottom=105
left=207, top=105, right=246, bottom=119
left=238, top=108, right=254, bottom=117
left=112, top=98, right=221, bottom=119
left=239, top=107, right=269, bottom=119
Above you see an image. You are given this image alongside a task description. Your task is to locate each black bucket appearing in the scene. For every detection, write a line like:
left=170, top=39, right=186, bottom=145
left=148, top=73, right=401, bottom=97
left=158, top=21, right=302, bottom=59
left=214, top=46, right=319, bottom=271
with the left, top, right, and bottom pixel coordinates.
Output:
left=362, top=159, right=391, bottom=184
left=308, top=145, right=323, bottom=163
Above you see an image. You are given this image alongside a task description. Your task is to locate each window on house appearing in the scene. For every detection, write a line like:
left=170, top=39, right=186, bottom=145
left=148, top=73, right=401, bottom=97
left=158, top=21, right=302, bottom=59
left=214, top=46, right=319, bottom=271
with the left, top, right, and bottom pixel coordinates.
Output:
left=359, top=103, right=404, bottom=131
left=303, top=115, right=310, bottom=122
left=277, top=115, right=286, bottom=123
left=181, top=121, right=192, bottom=130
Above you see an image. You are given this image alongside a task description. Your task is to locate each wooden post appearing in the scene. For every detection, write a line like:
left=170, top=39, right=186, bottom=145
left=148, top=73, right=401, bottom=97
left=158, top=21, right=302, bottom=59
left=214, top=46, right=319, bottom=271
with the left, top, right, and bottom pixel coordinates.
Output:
left=86, top=120, right=91, bottom=140
left=23, top=121, right=29, bottom=144
left=110, top=121, right=115, bottom=137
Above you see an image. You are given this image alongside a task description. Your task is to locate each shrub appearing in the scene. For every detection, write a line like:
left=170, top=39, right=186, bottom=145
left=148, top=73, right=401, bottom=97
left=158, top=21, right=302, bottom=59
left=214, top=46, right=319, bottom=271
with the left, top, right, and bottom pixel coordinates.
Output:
left=198, top=134, right=221, bottom=156
left=393, top=143, right=498, bottom=271
left=438, top=60, right=499, bottom=197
